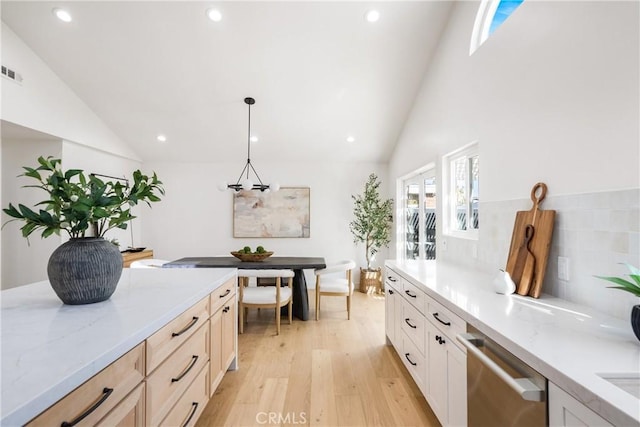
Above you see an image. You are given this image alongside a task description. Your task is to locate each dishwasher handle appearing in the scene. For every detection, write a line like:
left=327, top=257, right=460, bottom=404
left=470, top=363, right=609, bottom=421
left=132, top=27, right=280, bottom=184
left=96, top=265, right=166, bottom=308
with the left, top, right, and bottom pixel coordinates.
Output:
left=456, top=333, right=544, bottom=402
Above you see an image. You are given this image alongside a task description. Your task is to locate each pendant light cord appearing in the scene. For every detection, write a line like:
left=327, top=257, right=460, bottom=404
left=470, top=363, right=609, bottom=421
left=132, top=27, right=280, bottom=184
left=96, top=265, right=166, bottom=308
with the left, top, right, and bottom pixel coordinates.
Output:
left=246, top=102, right=251, bottom=179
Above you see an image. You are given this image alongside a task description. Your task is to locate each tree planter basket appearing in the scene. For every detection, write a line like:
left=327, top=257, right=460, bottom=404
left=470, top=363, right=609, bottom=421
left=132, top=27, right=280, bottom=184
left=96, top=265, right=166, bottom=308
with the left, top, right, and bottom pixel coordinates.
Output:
left=359, top=267, right=382, bottom=294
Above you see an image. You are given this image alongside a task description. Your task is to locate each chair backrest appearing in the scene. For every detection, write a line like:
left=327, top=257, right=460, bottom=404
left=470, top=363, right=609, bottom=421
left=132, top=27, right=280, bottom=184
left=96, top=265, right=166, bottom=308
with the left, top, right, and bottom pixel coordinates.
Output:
left=314, top=260, right=356, bottom=276
left=238, top=269, right=295, bottom=279
left=237, top=269, right=294, bottom=303
left=129, top=259, right=169, bottom=268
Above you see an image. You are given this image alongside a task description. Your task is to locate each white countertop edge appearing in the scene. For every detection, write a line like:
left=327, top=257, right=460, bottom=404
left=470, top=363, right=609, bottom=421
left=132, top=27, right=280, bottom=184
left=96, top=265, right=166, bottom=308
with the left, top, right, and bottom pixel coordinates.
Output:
left=385, top=260, right=640, bottom=427
left=1, top=268, right=237, bottom=427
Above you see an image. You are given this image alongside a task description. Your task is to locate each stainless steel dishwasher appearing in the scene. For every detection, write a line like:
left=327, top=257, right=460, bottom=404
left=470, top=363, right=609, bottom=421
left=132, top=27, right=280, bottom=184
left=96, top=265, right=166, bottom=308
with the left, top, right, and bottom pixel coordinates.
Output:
left=457, top=326, right=547, bottom=427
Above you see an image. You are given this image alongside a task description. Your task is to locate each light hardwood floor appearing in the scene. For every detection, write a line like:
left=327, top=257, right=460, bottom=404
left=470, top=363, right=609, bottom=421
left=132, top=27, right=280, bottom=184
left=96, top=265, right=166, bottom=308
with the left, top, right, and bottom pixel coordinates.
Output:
left=196, top=290, right=441, bottom=427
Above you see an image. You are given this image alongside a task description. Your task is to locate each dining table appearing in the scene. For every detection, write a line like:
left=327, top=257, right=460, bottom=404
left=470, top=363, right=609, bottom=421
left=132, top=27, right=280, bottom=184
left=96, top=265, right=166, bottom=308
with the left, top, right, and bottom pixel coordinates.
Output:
left=162, top=256, right=326, bottom=321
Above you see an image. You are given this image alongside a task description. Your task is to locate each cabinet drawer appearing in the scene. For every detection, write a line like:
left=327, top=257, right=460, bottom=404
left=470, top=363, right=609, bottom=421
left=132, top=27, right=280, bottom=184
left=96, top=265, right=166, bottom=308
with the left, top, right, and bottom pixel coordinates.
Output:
left=385, top=268, right=402, bottom=289
left=426, top=298, right=466, bottom=344
left=402, top=280, right=427, bottom=313
left=401, top=332, right=426, bottom=394
left=210, top=278, right=236, bottom=315
left=96, top=382, right=145, bottom=427
left=146, top=322, right=209, bottom=426
left=161, top=364, right=209, bottom=427
left=400, top=299, right=426, bottom=354
left=27, top=343, right=145, bottom=427
left=146, top=296, right=210, bottom=374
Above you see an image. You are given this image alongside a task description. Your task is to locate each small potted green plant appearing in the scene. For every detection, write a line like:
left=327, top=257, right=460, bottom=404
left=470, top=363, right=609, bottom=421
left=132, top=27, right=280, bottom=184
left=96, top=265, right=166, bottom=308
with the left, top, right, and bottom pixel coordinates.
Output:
left=595, top=263, right=640, bottom=341
left=2, top=156, right=164, bottom=305
left=350, top=173, right=393, bottom=293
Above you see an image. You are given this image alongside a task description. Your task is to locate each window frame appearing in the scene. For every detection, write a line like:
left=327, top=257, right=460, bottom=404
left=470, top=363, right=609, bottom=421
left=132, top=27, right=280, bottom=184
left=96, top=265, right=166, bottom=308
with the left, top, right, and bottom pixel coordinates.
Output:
left=470, top=0, right=525, bottom=55
left=442, top=142, right=479, bottom=241
left=397, top=163, right=436, bottom=261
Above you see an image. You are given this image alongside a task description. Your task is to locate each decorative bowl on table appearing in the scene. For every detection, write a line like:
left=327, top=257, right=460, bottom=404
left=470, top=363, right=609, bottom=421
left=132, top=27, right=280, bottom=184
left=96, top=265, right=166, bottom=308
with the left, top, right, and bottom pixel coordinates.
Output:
left=230, top=251, right=274, bottom=262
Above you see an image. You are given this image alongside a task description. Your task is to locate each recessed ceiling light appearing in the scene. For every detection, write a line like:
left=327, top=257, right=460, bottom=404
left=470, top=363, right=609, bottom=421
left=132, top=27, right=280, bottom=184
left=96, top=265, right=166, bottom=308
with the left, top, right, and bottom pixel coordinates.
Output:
left=52, top=8, right=72, bottom=23
left=250, top=136, right=258, bottom=143
left=346, top=136, right=355, bottom=143
left=206, top=8, right=222, bottom=22
left=365, top=10, right=380, bottom=23
left=157, top=134, right=167, bottom=143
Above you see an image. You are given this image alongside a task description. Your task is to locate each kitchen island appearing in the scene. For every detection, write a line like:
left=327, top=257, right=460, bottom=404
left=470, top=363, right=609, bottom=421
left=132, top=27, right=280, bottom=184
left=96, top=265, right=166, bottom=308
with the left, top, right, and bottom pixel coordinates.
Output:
left=386, top=260, right=640, bottom=427
left=1, top=267, right=237, bottom=427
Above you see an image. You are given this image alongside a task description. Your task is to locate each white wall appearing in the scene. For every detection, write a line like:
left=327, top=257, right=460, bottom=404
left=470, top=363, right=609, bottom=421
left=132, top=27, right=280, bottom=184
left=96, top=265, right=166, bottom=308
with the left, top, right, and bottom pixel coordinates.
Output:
left=1, top=24, right=145, bottom=288
left=389, top=1, right=640, bottom=318
left=391, top=1, right=638, bottom=197
left=141, top=160, right=390, bottom=287
left=1, top=139, right=62, bottom=289
left=1, top=23, right=141, bottom=162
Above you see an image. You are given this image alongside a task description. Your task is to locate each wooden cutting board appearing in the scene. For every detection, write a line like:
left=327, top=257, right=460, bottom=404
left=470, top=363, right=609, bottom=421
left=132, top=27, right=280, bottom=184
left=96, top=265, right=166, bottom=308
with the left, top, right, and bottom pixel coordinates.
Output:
left=505, top=183, right=556, bottom=298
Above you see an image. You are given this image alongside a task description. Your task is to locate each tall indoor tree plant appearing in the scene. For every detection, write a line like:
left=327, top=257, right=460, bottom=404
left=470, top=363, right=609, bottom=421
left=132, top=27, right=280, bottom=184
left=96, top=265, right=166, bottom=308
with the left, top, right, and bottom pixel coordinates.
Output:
left=3, top=156, right=164, bottom=305
left=350, top=173, right=393, bottom=293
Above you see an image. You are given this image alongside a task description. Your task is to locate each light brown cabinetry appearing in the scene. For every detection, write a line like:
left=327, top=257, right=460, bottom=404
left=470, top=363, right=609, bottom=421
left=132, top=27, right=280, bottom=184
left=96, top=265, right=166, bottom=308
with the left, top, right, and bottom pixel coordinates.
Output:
left=122, top=250, right=154, bottom=267
left=146, top=297, right=210, bottom=373
left=209, top=278, right=237, bottom=396
left=25, top=276, right=238, bottom=427
left=95, top=383, right=146, bottom=427
left=27, top=343, right=145, bottom=427
left=146, top=322, right=210, bottom=426
left=160, top=364, right=209, bottom=427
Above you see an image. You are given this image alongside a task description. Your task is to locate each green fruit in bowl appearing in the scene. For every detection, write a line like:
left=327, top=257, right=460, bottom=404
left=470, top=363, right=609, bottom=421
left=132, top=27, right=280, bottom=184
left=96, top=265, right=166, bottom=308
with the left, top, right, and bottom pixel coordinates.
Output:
left=256, top=246, right=266, bottom=253
left=243, top=246, right=251, bottom=254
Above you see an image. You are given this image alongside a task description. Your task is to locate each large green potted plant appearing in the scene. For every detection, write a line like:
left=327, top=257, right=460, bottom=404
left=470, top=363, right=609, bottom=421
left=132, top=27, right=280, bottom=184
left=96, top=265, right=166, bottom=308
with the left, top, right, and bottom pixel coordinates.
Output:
left=2, top=156, right=164, bottom=305
left=595, top=263, right=640, bottom=341
left=350, top=173, right=393, bottom=293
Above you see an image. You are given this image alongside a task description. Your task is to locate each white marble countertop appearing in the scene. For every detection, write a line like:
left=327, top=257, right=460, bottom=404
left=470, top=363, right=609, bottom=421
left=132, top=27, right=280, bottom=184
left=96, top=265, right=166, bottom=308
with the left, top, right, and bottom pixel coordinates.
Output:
left=386, top=259, right=640, bottom=426
left=0, top=267, right=236, bottom=427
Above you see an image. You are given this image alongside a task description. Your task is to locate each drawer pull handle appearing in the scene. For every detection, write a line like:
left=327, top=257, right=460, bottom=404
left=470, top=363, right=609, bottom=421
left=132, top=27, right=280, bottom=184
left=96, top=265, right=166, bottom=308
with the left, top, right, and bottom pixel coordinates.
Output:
left=171, top=355, right=199, bottom=383
left=219, top=289, right=231, bottom=298
left=404, top=353, right=417, bottom=366
left=432, top=312, right=451, bottom=326
left=405, top=290, right=417, bottom=298
left=388, top=276, right=397, bottom=282
left=404, top=318, right=417, bottom=329
left=60, top=387, right=113, bottom=427
left=172, top=316, right=199, bottom=337
left=182, top=402, right=199, bottom=427
left=223, top=306, right=230, bottom=313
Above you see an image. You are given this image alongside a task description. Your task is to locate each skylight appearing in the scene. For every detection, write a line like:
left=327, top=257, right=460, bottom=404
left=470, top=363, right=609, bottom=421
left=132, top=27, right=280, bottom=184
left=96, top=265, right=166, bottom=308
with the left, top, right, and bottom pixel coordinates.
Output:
left=470, top=0, right=525, bottom=55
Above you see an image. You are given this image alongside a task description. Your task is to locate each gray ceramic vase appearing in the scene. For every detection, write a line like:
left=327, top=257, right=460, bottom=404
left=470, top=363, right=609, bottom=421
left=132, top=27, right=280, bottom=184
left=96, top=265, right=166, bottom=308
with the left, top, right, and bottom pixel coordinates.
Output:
left=632, top=305, right=640, bottom=342
left=47, top=237, right=123, bottom=305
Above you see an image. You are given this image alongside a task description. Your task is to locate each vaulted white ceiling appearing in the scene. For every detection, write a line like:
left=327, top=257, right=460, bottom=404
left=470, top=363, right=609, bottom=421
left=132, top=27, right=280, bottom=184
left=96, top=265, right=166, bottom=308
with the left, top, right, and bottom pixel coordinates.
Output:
left=1, top=1, right=453, bottom=163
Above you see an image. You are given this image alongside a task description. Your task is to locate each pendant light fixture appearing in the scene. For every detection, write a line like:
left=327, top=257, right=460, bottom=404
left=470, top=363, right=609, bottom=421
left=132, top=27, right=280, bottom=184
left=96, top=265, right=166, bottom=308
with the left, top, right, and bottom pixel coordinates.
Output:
left=219, top=97, right=279, bottom=192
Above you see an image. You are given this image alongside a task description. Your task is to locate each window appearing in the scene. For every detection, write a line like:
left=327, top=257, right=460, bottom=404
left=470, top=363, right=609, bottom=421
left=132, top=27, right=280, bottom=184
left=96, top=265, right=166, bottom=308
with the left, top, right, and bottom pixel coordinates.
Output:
left=402, top=168, right=437, bottom=260
left=470, top=0, right=525, bottom=55
left=443, top=143, right=479, bottom=239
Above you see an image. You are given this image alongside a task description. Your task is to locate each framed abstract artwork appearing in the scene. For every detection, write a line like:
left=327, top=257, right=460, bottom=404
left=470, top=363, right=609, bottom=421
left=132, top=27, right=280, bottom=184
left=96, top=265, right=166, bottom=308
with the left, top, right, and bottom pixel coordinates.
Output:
left=233, top=187, right=310, bottom=238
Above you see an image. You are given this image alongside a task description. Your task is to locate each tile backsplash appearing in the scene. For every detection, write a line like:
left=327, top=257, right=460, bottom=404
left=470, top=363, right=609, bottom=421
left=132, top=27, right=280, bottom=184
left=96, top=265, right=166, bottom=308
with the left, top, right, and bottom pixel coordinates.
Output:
left=441, top=188, right=640, bottom=320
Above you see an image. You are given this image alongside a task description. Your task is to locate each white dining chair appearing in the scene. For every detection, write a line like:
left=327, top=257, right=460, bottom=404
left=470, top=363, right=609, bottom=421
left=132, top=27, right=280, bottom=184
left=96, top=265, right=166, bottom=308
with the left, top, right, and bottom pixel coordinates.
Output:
left=314, top=260, right=356, bottom=320
left=129, top=259, right=169, bottom=268
left=238, top=269, right=295, bottom=335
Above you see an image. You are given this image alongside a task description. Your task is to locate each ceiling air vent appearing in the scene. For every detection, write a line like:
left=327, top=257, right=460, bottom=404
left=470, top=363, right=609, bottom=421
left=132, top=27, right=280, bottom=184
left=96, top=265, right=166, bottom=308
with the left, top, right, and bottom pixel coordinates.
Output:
left=1, top=65, right=23, bottom=84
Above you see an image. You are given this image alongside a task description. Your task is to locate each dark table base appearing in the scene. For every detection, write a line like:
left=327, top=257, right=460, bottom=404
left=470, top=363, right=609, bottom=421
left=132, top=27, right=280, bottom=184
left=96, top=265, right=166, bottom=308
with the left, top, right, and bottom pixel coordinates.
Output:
left=163, top=257, right=326, bottom=321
